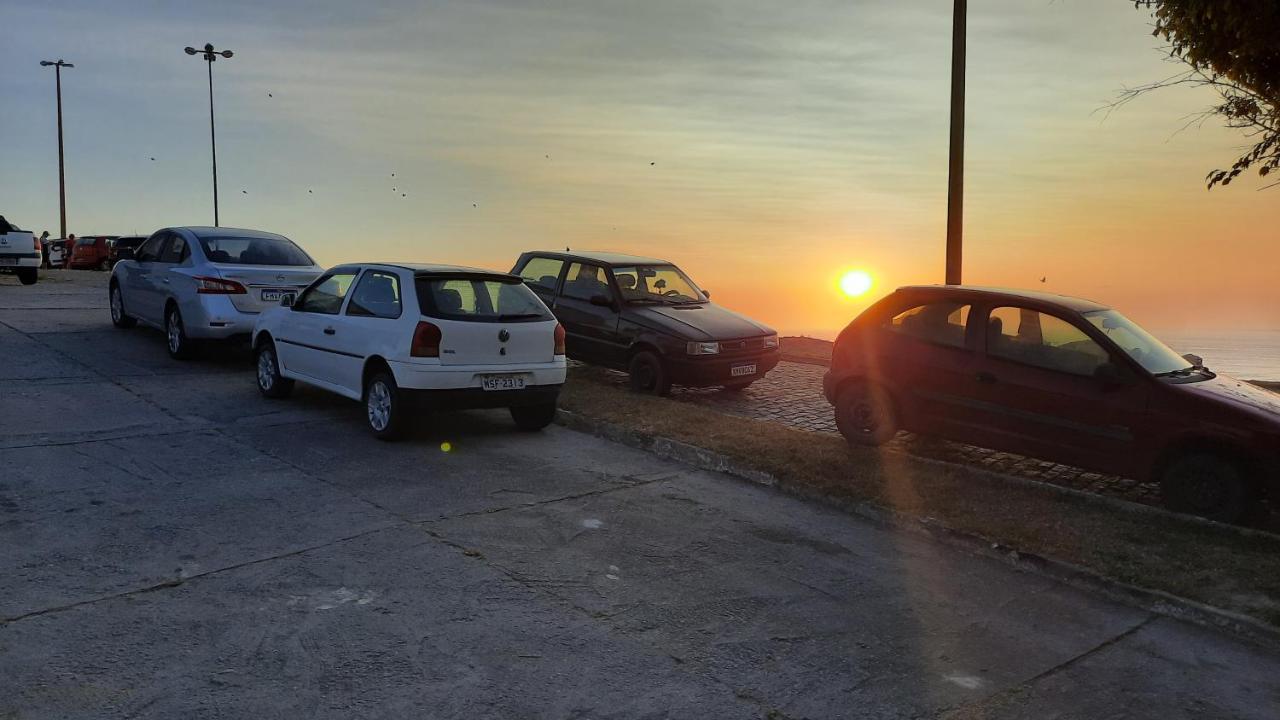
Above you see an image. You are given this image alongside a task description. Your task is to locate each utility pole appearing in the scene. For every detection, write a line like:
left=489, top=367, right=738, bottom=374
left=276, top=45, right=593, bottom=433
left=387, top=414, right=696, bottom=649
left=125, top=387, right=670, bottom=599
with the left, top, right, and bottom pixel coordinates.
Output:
left=945, top=0, right=966, bottom=285
left=185, top=43, right=234, bottom=227
left=39, top=59, right=74, bottom=241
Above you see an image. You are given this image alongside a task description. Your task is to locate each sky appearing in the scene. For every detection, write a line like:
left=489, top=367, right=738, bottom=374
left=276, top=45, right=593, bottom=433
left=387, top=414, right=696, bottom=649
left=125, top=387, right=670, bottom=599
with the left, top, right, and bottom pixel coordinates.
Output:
left=3, top=0, right=1278, bottom=338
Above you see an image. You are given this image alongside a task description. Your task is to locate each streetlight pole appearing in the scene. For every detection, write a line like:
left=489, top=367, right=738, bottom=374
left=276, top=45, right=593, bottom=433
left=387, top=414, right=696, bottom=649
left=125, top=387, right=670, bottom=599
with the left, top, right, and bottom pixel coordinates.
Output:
left=945, top=0, right=966, bottom=285
left=39, top=59, right=73, bottom=242
left=185, top=43, right=234, bottom=227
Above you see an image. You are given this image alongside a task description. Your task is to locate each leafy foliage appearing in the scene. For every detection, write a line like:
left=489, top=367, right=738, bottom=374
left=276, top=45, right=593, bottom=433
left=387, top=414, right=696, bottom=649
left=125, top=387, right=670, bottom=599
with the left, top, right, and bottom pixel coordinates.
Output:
left=1133, top=1, right=1280, bottom=188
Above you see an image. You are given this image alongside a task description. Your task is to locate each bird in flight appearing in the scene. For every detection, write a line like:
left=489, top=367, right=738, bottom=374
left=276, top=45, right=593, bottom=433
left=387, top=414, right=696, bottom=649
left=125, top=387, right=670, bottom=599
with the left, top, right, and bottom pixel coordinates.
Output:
left=268, top=93, right=273, bottom=98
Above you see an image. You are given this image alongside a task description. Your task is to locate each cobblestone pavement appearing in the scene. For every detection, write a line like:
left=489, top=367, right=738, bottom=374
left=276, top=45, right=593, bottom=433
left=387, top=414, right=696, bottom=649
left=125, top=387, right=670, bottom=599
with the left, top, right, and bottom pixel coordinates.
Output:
left=591, top=360, right=1165, bottom=508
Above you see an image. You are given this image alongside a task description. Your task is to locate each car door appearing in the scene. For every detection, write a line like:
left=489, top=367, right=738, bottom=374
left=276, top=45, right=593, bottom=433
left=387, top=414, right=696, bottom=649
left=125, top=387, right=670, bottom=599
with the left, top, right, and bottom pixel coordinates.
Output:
left=126, top=232, right=171, bottom=325
left=870, top=298, right=986, bottom=442
left=327, top=269, right=405, bottom=394
left=553, top=262, right=622, bottom=365
left=967, top=304, right=1149, bottom=474
left=274, top=268, right=360, bottom=390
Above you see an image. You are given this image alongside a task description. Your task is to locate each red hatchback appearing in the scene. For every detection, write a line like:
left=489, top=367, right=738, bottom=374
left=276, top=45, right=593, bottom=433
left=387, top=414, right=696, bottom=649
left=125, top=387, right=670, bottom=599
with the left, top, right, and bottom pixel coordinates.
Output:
left=69, top=235, right=115, bottom=270
left=823, top=285, right=1280, bottom=523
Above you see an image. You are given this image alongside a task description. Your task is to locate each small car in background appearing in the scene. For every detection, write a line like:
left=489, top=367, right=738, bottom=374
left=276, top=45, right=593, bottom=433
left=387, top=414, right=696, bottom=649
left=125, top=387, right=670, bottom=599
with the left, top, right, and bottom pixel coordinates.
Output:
left=251, top=263, right=567, bottom=439
left=42, top=238, right=68, bottom=269
left=511, top=250, right=779, bottom=394
left=109, top=226, right=324, bottom=359
left=0, top=215, right=40, bottom=285
left=823, top=285, right=1280, bottom=523
left=108, top=235, right=147, bottom=268
left=69, top=235, right=117, bottom=270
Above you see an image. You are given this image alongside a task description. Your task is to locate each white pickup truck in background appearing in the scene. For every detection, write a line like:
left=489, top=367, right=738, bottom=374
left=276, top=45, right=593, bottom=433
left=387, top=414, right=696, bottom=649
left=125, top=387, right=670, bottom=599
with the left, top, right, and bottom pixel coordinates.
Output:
left=0, top=215, right=41, bottom=285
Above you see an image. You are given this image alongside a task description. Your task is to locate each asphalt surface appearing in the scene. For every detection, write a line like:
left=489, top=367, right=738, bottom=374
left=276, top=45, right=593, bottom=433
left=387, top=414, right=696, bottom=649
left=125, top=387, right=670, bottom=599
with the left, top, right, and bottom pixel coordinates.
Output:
left=2, top=270, right=1278, bottom=719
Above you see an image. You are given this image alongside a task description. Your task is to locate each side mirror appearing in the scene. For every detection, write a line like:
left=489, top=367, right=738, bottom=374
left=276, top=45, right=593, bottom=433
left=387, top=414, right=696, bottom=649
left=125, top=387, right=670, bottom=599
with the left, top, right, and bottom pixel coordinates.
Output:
left=702, top=289, right=711, bottom=300
left=280, top=293, right=295, bottom=308
left=116, top=248, right=135, bottom=261
left=589, top=294, right=615, bottom=309
left=1094, top=362, right=1130, bottom=388
left=1182, top=353, right=1203, bottom=368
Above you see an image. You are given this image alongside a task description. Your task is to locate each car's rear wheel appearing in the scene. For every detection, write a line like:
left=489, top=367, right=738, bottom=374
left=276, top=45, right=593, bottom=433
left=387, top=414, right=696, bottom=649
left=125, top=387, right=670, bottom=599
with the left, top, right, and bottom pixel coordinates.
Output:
left=165, top=305, right=197, bottom=360
left=834, top=381, right=898, bottom=447
left=17, top=268, right=38, bottom=286
left=97, top=258, right=110, bottom=271
left=1159, top=452, right=1252, bottom=523
left=511, top=401, right=557, bottom=431
left=110, top=283, right=137, bottom=328
left=255, top=340, right=294, bottom=399
left=365, top=371, right=405, bottom=441
left=628, top=350, right=672, bottom=395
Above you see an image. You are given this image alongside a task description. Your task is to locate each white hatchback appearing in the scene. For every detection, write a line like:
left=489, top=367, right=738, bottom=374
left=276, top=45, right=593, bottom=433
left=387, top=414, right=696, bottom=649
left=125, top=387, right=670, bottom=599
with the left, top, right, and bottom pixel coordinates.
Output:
left=251, top=263, right=567, bottom=439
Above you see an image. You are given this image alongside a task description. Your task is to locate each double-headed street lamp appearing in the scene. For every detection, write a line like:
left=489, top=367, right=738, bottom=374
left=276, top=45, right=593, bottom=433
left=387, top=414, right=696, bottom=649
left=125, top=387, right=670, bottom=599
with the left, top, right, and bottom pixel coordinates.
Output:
left=185, top=43, right=234, bottom=227
left=39, top=59, right=74, bottom=242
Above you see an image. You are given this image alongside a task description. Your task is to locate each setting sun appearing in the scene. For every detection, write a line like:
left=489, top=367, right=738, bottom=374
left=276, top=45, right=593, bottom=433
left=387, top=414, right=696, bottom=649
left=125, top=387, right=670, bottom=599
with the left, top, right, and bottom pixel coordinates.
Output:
left=839, top=270, right=873, bottom=298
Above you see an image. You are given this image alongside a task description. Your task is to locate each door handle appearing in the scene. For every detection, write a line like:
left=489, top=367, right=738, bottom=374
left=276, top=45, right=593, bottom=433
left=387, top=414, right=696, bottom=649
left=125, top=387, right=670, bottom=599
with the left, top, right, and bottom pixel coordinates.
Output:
left=323, top=327, right=335, bottom=335
left=976, top=371, right=998, bottom=385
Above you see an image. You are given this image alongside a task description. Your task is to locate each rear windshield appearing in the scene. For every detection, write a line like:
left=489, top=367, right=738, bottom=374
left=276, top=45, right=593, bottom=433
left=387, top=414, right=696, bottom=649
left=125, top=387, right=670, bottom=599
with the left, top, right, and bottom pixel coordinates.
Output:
left=416, top=275, right=553, bottom=323
left=116, top=237, right=145, bottom=248
left=198, top=236, right=314, bottom=266
left=76, top=238, right=98, bottom=246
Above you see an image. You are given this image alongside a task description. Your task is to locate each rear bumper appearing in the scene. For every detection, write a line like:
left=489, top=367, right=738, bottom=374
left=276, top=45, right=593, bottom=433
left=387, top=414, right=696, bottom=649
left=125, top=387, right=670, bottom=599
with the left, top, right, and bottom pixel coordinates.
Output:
left=179, top=294, right=259, bottom=340
left=0, top=253, right=40, bottom=271
left=388, top=358, right=568, bottom=391
left=666, top=349, right=780, bottom=387
left=405, top=384, right=561, bottom=410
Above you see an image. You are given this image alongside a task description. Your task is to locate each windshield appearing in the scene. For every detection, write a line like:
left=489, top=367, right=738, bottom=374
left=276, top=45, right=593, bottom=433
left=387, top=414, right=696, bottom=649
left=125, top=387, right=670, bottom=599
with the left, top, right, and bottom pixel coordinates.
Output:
left=614, top=265, right=705, bottom=304
left=1083, top=310, right=1192, bottom=375
left=198, top=235, right=314, bottom=266
left=416, top=276, right=553, bottom=323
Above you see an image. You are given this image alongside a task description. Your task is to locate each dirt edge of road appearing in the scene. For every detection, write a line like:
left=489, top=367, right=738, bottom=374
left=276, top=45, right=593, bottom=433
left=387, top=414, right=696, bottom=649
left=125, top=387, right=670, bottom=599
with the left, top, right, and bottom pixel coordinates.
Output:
left=557, top=369, right=1280, bottom=648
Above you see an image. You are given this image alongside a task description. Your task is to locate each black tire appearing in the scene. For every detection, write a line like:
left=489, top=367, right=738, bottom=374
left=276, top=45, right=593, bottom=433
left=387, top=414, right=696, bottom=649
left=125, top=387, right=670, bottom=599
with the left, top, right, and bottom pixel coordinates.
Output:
left=255, top=340, right=294, bottom=399
left=364, top=371, right=406, bottom=440
left=1159, top=452, right=1253, bottom=523
left=723, top=380, right=753, bottom=392
left=17, top=268, right=38, bottom=286
left=510, top=402, right=557, bottom=431
left=98, top=258, right=110, bottom=271
left=833, top=381, right=898, bottom=447
left=628, top=350, right=672, bottom=395
left=109, top=282, right=137, bottom=328
left=165, top=305, right=197, bottom=360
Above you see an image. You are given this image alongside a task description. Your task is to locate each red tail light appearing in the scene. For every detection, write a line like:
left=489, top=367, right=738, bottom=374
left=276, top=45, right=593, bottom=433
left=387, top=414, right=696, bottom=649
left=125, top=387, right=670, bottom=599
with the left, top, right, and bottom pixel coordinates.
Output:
left=33, top=236, right=41, bottom=252
left=553, top=322, right=566, bottom=356
left=193, top=276, right=247, bottom=294
left=411, top=321, right=442, bottom=357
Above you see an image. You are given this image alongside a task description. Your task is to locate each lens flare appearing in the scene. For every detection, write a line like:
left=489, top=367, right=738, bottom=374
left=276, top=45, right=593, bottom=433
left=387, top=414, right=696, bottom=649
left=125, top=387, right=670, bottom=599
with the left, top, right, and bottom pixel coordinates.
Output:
left=840, top=270, right=873, bottom=298
left=440, top=441, right=453, bottom=453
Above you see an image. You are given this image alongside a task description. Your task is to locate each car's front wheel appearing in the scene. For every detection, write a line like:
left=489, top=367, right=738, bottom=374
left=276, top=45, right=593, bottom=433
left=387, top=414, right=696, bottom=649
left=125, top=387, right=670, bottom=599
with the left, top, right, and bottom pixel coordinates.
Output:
left=628, top=351, right=672, bottom=395
left=365, top=371, right=406, bottom=440
left=511, top=401, right=557, bottom=431
left=1159, top=452, right=1253, bottom=523
left=834, top=381, right=898, bottom=447
left=255, top=340, right=294, bottom=399
left=165, top=305, right=197, bottom=360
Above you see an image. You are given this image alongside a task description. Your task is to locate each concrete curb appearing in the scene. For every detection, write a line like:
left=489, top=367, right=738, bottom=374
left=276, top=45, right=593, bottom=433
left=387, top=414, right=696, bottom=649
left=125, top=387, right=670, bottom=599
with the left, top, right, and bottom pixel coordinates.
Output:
left=555, top=409, right=1280, bottom=650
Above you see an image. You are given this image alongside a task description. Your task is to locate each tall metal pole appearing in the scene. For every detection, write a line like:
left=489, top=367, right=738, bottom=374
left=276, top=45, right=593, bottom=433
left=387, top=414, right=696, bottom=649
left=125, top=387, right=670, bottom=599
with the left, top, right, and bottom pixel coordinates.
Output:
left=55, top=64, right=67, bottom=241
left=945, top=0, right=967, bottom=285
left=207, top=56, right=219, bottom=227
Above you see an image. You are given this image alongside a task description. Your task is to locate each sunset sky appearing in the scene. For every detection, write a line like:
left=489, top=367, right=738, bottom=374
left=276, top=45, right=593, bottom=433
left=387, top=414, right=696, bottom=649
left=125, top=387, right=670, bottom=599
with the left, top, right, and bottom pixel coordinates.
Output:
left=4, top=0, right=1278, bottom=337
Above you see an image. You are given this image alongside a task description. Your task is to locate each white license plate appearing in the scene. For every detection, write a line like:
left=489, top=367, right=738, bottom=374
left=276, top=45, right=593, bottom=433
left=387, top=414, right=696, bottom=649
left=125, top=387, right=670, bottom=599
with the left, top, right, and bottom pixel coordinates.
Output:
left=730, top=364, right=757, bottom=377
left=481, top=374, right=527, bottom=391
left=0, top=258, right=17, bottom=266
left=260, top=289, right=286, bottom=301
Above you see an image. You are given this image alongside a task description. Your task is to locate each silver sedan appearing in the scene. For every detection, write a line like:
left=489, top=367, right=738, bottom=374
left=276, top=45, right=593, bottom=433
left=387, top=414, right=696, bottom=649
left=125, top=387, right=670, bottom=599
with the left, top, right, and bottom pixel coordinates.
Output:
left=109, top=226, right=324, bottom=359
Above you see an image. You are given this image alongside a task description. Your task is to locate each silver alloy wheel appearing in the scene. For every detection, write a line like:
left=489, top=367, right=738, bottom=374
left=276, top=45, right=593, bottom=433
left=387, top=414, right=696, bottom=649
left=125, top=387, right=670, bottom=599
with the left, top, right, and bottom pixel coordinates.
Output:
left=167, top=311, right=182, bottom=354
left=110, top=287, right=122, bottom=323
left=257, top=349, right=275, bottom=390
left=367, top=380, right=392, bottom=431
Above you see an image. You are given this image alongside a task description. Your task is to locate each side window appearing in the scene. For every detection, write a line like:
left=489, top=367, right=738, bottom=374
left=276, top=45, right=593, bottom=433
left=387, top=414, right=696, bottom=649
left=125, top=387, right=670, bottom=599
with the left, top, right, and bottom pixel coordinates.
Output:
left=346, top=271, right=402, bottom=319
left=560, top=262, right=612, bottom=302
left=987, top=307, right=1110, bottom=376
left=518, top=257, right=564, bottom=293
left=159, top=235, right=188, bottom=264
left=885, top=301, right=971, bottom=349
left=295, top=271, right=358, bottom=314
left=136, top=233, right=167, bottom=263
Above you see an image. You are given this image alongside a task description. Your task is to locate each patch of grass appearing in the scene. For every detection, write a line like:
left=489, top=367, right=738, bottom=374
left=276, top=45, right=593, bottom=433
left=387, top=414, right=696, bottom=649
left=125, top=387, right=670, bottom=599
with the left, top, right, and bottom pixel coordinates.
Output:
left=560, top=366, right=1280, bottom=628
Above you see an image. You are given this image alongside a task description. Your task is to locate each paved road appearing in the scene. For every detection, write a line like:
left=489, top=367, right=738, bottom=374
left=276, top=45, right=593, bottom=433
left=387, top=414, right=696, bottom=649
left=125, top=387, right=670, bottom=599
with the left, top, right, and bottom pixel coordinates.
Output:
left=2, top=271, right=1278, bottom=719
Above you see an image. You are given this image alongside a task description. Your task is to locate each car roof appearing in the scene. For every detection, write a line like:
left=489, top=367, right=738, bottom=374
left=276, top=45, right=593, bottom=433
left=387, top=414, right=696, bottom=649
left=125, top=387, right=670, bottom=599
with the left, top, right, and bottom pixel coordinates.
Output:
left=894, top=285, right=1111, bottom=313
left=345, top=262, right=519, bottom=277
left=524, top=250, right=672, bottom=267
left=179, top=226, right=291, bottom=241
